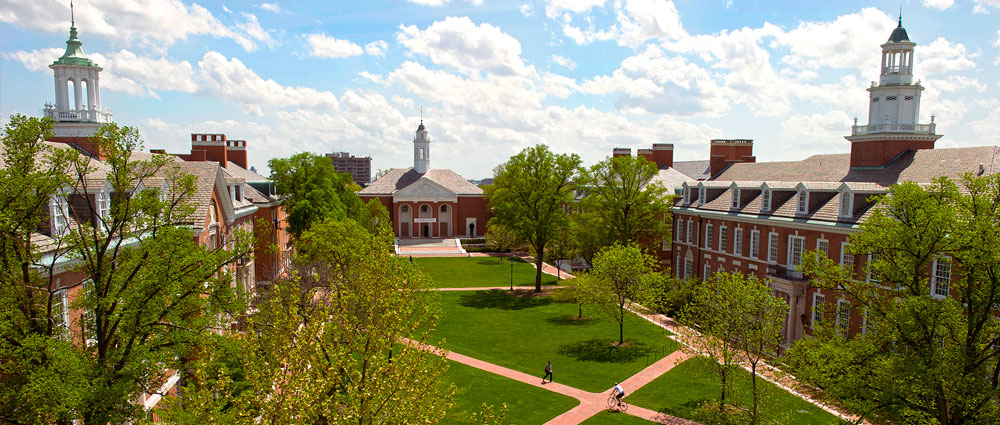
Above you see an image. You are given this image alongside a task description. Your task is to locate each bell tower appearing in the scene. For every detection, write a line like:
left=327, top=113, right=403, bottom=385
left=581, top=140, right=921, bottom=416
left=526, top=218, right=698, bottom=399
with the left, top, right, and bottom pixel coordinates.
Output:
left=846, top=17, right=941, bottom=169
left=413, top=120, right=431, bottom=174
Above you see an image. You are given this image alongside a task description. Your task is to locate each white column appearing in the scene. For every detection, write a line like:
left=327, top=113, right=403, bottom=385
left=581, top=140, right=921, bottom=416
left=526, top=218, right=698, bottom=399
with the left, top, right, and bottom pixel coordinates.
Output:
left=74, top=78, right=82, bottom=110
left=93, top=77, right=101, bottom=110
left=86, top=78, right=96, bottom=110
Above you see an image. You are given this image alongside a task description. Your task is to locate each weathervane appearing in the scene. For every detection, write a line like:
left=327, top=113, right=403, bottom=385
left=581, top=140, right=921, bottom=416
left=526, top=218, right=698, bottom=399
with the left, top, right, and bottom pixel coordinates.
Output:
left=70, top=0, right=75, bottom=27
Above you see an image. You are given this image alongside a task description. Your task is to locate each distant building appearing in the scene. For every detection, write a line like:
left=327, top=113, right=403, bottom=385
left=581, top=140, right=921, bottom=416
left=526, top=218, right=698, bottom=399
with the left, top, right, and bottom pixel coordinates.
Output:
left=326, top=151, right=372, bottom=186
left=359, top=121, right=490, bottom=238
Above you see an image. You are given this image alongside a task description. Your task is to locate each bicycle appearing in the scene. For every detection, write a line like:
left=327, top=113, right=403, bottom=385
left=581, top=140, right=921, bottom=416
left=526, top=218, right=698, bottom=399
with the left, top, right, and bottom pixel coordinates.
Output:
left=607, top=394, right=629, bottom=412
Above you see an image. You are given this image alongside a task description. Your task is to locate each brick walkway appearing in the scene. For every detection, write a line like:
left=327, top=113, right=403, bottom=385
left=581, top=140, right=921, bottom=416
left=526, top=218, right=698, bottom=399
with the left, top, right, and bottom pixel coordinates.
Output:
left=407, top=338, right=699, bottom=424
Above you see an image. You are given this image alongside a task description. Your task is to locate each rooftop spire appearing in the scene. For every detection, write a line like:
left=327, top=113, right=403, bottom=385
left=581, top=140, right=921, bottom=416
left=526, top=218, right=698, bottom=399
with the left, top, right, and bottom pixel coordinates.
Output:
left=53, top=0, right=97, bottom=67
left=71, top=0, right=75, bottom=27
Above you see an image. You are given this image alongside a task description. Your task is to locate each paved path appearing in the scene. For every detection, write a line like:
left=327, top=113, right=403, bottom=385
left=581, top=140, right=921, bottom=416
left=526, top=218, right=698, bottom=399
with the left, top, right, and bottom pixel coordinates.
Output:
left=396, top=238, right=467, bottom=256
left=407, top=338, right=698, bottom=424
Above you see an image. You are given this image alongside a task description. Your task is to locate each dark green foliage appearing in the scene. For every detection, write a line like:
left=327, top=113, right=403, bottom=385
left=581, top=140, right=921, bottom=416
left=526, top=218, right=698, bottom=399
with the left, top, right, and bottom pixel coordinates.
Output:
left=268, top=152, right=361, bottom=238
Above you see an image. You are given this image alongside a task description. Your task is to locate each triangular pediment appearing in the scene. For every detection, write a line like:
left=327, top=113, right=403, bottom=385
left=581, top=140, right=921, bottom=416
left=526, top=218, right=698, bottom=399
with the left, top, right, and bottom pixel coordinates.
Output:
left=395, top=177, right=456, bottom=197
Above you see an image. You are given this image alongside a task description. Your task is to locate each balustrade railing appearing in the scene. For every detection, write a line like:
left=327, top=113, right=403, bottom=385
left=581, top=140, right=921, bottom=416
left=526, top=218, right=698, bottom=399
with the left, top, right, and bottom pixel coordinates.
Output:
left=851, top=123, right=935, bottom=136
left=43, top=105, right=113, bottom=123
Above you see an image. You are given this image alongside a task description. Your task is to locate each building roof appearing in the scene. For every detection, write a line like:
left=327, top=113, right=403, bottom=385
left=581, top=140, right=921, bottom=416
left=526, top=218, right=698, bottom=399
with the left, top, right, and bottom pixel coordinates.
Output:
left=359, top=167, right=483, bottom=196
left=222, top=163, right=270, bottom=182
left=649, top=168, right=695, bottom=192
left=672, top=160, right=711, bottom=180
left=888, top=18, right=910, bottom=43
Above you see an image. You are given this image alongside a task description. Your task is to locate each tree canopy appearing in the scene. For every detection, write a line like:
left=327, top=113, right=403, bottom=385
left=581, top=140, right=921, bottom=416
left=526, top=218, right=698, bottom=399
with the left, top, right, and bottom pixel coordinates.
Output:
left=268, top=152, right=362, bottom=238
left=489, top=144, right=581, bottom=292
left=790, top=175, right=1000, bottom=425
left=576, top=244, right=660, bottom=344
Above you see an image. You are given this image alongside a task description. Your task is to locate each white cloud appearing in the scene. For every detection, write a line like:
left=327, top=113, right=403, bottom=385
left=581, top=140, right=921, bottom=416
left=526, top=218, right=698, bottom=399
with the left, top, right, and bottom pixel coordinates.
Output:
left=545, top=0, right=606, bottom=18
left=552, top=55, right=576, bottom=69
left=364, top=40, right=388, bottom=56
left=919, top=37, right=978, bottom=75
left=408, top=0, right=449, bottom=6
left=973, top=0, right=1000, bottom=13
left=0, top=0, right=275, bottom=52
left=519, top=4, right=533, bottom=16
left=305, top=33, right=363, bottom=58
left=257, top=2, right=282, bottom=13
left=358, top=71, right=385, bottom=84
left=615, top=0, right=687, bottom=47
left=2, top=47, right=63, bottom=72
left=771, top=8, right=894, bottom=72
left=922, top=0, right=955, bottom=11
left=197, top=51, right=339, bottom=114
left=777, top=111, right=854, bottom=159
left=397, top=17, right=532, bottom=77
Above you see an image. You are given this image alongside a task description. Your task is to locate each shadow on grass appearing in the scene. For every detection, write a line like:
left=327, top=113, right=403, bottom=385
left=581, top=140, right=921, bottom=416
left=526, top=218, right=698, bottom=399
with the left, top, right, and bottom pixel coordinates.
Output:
left=557, top=339, right=652, bottom=363
left=458, top=289, right=553, bottom=310
left=658, top=398, right=712, bottom=419
left=545, top=315, right=597, bottom=326
left=473, top=256, right=526, bottom=266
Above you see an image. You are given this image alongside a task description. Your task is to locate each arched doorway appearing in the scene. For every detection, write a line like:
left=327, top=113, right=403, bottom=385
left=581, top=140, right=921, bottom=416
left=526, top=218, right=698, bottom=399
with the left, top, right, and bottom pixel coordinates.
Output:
left=398, top=204, right=412, bottom=237
left=438, top=204, right=452, bottom=237
left=418, top=204, right=433, bottom=238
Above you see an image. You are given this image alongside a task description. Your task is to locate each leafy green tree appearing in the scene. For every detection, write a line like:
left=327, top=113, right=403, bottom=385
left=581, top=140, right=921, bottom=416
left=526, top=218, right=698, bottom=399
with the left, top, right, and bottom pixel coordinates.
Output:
left=577, top=155, right=673, bottom=252
left=356, top=198, right=393, bottom=242
left=733, top=275, right=789, bottom=425
left=485, top=221, right=519, bottom=264
left=790, top=175, right=1000, bottom=425
left=268, top=152, right=362, bottom=238
left=490, top=145, right=581, bottom=292
left=575, top=244, right=659, bottom=344
left=0, top=114, right=88, bottom=424
left=677, top=272, right=746, bottom=414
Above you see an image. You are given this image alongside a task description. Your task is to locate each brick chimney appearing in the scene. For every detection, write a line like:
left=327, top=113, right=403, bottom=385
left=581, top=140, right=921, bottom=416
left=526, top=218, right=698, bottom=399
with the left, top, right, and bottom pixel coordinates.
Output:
left=613, top=148, right=631, bottom=157
left=637, top=148, right=654, bottom=163
left=190, top=133, right=227, bottom=168
left=226, top=140, right=248, bottom=169
left=709, top=139, right=755, bottom=177
left=652, top=143, right=673, bottom=169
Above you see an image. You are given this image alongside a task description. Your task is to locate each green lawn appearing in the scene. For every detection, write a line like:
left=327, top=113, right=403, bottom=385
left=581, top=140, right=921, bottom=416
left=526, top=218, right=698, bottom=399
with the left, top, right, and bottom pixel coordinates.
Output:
left=440, top=360, right=578, bottom=425
left=414, top=257, right=560, bottom=288
left=433, top=290, right=679, bottom=392
left=579, top=410, right=658, bottom=424
left=626, top=356, right=842, bottom=425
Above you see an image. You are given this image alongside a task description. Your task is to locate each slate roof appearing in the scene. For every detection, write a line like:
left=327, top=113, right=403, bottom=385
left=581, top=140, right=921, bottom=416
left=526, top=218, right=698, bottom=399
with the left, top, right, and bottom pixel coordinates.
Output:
left=649, top=168, right=695, bottom=193
left=672, top=160, right=711, bottom=180
left=359, top=167, right=483, bottom=196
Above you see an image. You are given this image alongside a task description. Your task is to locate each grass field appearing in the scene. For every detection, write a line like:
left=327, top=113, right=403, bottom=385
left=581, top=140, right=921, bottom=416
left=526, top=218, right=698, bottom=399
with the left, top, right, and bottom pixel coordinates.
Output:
left=578, top=410, right=658, bottom=424
left=626, top=356, right=842, bottom=425
left=414, top=257, right=561, bottom=288
left=440, top=360, right=578, bottom=425
left=433, top=290, right=679, bottom=393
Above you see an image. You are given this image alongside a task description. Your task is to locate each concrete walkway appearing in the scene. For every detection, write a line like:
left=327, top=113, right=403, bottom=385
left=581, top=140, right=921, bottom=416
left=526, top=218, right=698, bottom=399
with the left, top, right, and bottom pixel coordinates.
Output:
left=396, top=238, right=467, bottom=256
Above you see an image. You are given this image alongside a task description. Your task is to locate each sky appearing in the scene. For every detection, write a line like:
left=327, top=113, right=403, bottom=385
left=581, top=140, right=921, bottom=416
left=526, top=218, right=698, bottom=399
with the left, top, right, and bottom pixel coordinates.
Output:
left=1, top=0, right=999, bottom=179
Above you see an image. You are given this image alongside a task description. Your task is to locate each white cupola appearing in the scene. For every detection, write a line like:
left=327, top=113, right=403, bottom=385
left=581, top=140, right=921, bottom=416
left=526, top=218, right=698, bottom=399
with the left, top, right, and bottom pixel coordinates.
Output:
left=45, top=1, right=112, bottom=125
left=413, top=120, right=430, bottom=174
left=867, top=17, right=921, bottom=126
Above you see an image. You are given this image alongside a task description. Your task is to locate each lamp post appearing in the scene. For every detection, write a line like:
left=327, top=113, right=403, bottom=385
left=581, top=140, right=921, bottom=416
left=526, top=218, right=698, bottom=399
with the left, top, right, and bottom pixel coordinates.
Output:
left=509, top=254, right=514, bottom=291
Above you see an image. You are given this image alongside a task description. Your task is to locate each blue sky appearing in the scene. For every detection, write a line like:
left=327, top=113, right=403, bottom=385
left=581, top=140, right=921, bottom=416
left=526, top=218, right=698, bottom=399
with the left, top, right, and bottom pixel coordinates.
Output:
left=2, top=0, right=999, bottom=179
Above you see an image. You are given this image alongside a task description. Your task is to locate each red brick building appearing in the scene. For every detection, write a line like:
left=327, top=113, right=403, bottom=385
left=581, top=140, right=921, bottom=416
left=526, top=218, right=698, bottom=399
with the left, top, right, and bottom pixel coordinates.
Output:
left=358, top=121, right=490, bottom=238
left=669, top=20, right=989, bottom=349
left=326, top=151, right=372, bottom=186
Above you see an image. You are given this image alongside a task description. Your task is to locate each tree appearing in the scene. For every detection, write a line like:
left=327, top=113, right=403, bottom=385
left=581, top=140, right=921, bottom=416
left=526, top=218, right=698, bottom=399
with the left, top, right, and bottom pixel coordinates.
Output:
left=268, top=152, right=362, bottom=238
left=485, top=221, right=519, bottom=264
left=677, top=272, right=747, bottom=414
left=490, top=145, right=581, bottom=292
left=789, top=175, right=1000, bottom=425
left=734, top=275, right=789, bottom=425
left=1, top=118, right=251, bottom=424
left=577, top=155, right=673, bottom=252
left=355, top=198, right=393, bottom=243
left=576, top=244, right=659, bottom=344
left=159, top=218, right=453, bottom=424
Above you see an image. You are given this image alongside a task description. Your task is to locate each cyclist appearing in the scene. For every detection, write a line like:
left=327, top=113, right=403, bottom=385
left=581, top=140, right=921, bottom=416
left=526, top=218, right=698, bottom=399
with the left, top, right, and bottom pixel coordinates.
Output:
left=611, top=382, right=625, bottom=404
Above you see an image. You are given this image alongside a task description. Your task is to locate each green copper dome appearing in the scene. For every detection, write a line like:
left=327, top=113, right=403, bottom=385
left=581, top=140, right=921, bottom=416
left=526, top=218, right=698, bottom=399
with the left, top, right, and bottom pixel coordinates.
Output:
left=52, top=25, right=98, bottom=67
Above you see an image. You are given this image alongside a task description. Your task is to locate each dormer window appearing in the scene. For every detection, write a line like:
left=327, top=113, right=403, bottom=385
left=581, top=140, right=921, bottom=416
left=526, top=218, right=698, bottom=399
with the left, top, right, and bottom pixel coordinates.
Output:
left=839, top=192, right=852, bottom=218
left=97, top=189, right=111, bottom=228
left=235, top=185, right=243, bottom=202
left=761, top=188, right=771, bottom=211
left=160, top=181, right=169, bottom=203
left=731, top=189, right=740, bottom=209
left=683, top=186, right=691, bottom=204
left=50, top=194, right=70, bottom=236
left=797, top=189, right=808, bottom=214
left=698, top=187, right=706, bottom=206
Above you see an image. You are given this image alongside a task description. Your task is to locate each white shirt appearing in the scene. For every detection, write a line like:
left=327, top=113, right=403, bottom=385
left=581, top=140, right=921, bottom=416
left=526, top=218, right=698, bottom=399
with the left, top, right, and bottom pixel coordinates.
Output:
left=614, top=384, right=624, bottom=394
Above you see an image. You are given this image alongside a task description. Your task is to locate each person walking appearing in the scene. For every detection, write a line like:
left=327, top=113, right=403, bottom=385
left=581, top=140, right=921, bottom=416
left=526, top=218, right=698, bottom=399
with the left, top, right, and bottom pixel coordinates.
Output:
left=542, top=361, right=553, bottom=384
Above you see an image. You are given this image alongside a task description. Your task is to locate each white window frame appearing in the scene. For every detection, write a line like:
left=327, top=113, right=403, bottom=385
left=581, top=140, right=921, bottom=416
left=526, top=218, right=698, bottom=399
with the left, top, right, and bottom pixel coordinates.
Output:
left=750, top=230, right=760, bottom=259
left=816, top=239, right=829, bottom=259
left=676, top=254, right=682, bottom=278
left=761, top=188, right=771, bottom=212
left=812, top=292, right=825, bottom=328
left=683, top=186, right=691, bottom=204
left=684, top=257, right=693, bottom=279
left=96, top=189, right=111, bottom=229
left=731, top=189, right=740, bottom=209
left=719, top=225, right=727, bottom=253
left=698, top=186, right=706, bottom=206
left=50, top=193, right=70, bottom=237
left=676, top=219, right=682, bottom=242
left=867, top=253, right=880, bottom=284
left=52, top=288, right=70, bottom=337
left=703, top=264, right=711, bottom=281
left=839, top=191, right=853, bottom=218
left=836, top=299, right=851, bottom=333
left=788, top=235, right=805, bottom=273
left=734, top=228, right=743, bottom=257
left=931, top=257, right=951, bottom=299
left=704, top=224, right=714, bottom=250
left=840, top=242, right=854, bottom=272
left=797, top=189, right=809, bottom=214
left=686, top=219, right=694, bottom=244
left=767, top=232, right=779, bottom=263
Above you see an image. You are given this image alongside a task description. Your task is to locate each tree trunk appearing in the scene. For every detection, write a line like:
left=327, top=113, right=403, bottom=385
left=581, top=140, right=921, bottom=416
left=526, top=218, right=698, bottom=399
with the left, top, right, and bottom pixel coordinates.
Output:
left=578, top=302, right=582, bottom=319
left=751, top=362, right=759, bottom=425
left=720, top=369, right=727, bottom=412
left=534, top=254, right=544, bottom=293
left=619, top=319, right=624, bottom=345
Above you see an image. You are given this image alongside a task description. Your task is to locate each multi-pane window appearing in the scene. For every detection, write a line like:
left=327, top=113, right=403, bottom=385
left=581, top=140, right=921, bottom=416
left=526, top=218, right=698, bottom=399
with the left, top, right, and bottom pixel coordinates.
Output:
left=932, top=257, right=951, bottom=298
left=788, top=236, right=804, bottom=271
left=676, top=219, right=682, bottom=242
left=817, top=239, right=829, bottom=259
left=767, top=233, right=779, bottom=263
left=836, top=300, right=851, bottom=333
left=52, top=289, right=69, bottom=338
left=50, top=195, right=69, bottom=236
left=686, top=219, right=694, bottom=244
left=750, top=230, right=760, bottom=259
left=867, top=253, right=881, bottom=284
left=841, top=242, right=854, bottom=271
left=839, top=192, right=852, bottom=217
left=97, top=190, right=111, bottom=228
left=683, top=187, right=691, bottom=204
left=734, top=228, right=743, bottom=256
left=703, top=264, right=711, bottom=280
left=684, top=258, right=693, bottom=279
left=676, top=255, right=682, bottom=278
left=731, top=190, right=740, bottom=209
left=812, top=292, right=825, bottom=327
left=761, top=189, right=771, bottom=211
left=797, top=189, right=808, bottom=214
left=705, top=224, right=714, bottom=250
left=719, top=226, right=728, bottom=253
left=698, top=187, right=706, bottom=205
